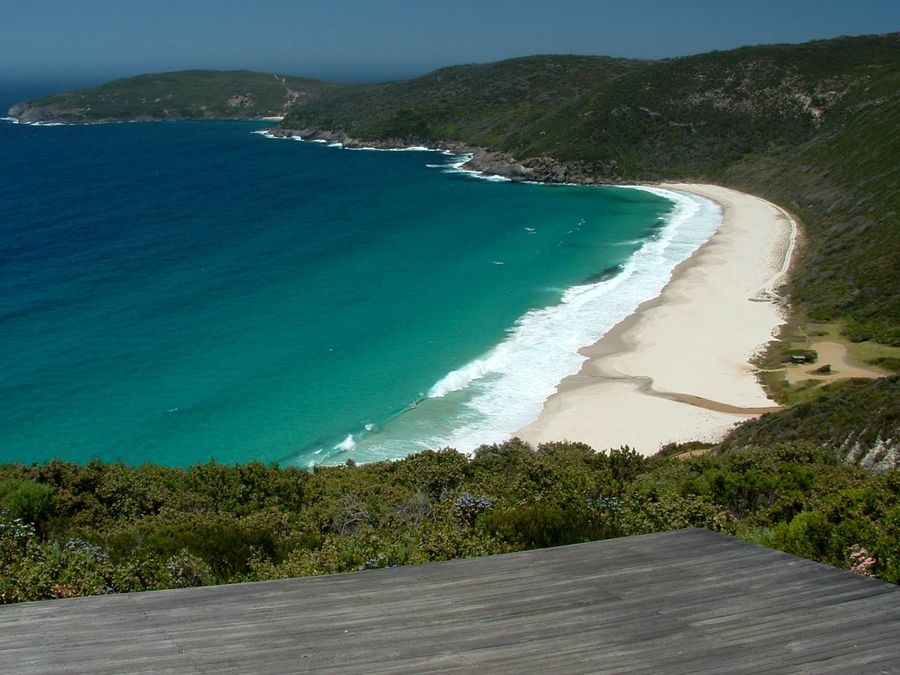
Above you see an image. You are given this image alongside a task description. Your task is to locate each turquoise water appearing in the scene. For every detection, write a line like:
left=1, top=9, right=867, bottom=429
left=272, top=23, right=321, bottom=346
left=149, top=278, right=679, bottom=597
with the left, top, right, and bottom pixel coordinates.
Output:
left=0, top=116, right=718, bottom=467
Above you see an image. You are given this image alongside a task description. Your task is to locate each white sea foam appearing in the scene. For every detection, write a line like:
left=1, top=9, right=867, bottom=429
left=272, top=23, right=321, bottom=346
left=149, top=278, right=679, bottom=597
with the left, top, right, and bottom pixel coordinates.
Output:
left=450, top=154, right=473, bottom=168
left=252, top=132, right=507, bottom=185
left=343, top=145, right=435, bottom=152
left=335, top=434, right=357, bottom=452
left=1, top=116, right=20, bottom=124
left=251, top=130, right=311, bottom=142
left=422, top=187, right=721, bottom=452
left=432, top=153, right=514, bottom=182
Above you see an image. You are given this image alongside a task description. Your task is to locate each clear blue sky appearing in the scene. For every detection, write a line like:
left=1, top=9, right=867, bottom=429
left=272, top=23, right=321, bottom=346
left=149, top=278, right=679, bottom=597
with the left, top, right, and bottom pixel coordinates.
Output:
left=2, top=0, right=898, bottom=83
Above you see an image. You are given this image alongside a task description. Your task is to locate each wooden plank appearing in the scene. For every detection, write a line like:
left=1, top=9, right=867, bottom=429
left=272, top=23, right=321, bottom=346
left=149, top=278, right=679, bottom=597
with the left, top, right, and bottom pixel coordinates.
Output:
left=1, top=529, right=898, bottom=673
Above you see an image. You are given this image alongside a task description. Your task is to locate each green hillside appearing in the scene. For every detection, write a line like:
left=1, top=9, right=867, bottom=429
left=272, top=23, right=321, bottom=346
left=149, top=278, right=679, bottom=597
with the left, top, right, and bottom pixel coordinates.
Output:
left=723, top=69, right=900, bottom=342
left=7, top=70, right=341, bottom=123
left=281, top=55, right=644, bottom=146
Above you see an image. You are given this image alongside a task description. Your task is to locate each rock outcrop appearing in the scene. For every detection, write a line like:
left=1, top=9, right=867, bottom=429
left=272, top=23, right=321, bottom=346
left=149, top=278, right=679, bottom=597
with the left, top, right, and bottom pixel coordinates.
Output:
left=271, top=126, right=629, bottom=186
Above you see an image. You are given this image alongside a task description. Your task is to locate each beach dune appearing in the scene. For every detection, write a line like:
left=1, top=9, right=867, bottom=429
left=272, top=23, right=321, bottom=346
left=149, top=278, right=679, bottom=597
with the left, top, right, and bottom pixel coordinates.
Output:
left=517, top=183, right=796, bottom=455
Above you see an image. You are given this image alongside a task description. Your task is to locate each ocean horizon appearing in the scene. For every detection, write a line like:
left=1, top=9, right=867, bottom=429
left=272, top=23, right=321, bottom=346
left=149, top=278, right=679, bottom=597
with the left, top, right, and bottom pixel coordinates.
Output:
left=1, top=112, right=720, bottom=467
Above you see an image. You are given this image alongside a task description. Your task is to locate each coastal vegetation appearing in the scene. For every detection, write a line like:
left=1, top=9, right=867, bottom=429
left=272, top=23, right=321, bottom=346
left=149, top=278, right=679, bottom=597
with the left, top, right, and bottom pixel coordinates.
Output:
left=2, top=435, right=898, bottom=603
left=757, top=318, right=900, bottom=403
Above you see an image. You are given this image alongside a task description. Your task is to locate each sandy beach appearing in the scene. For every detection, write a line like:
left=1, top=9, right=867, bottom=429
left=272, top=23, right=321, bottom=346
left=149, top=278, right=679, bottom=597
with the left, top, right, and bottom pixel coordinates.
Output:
left=517, top=183, right=797, bottom=455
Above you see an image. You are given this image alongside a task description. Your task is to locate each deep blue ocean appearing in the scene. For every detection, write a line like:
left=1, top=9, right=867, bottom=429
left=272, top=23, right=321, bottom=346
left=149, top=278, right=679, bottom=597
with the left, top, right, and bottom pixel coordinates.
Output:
left=1, top=87, right=720, bottom=467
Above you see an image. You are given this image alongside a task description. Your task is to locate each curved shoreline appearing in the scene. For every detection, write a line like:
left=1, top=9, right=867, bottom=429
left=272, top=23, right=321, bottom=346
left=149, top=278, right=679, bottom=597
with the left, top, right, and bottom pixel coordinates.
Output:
left=7, top=117, right=798, bottom=459
left=227, top=128, right=799, bottom=457
left=516, top=183, right=797, bottom=455
left=194, top=126, right=801, bottom=456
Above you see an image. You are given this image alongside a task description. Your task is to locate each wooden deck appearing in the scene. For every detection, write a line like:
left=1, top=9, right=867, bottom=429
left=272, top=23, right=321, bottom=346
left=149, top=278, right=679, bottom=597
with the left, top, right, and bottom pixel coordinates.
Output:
left=2, top=528, right=899, bottom=673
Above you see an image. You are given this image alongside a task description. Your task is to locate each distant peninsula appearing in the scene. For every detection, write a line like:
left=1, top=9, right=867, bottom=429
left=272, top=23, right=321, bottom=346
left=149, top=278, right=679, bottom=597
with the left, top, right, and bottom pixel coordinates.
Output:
left=7, top=69, right=340, bottom=124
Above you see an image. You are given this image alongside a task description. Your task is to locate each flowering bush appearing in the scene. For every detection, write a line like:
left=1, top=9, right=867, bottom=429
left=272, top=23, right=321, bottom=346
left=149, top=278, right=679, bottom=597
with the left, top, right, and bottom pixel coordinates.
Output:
left=453, top=493, right=493, bottom=526
left=849, top=545, right=876, bottom=576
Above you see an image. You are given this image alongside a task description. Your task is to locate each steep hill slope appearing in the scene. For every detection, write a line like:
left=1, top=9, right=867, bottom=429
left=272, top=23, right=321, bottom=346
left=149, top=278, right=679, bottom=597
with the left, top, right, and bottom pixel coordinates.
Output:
left=722, top=64, right=900, bottom=341
left=718, top=376, right=900, bottom=470
left=280, top=55, right=644, bottom=147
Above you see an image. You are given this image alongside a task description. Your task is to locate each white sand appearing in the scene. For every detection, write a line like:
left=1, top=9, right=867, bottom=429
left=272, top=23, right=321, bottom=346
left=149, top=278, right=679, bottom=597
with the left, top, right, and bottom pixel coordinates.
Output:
left=516, top=183, right=797, bottom=455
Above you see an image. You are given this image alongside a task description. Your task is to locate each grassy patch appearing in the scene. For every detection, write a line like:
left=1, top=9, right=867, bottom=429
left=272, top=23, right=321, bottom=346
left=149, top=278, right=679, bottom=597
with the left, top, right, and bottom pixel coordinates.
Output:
left=757, top=318, right=899, bottom=402
left=759, top=369, right=833, bottom=405
left=813, top=322, right=900, bottom=368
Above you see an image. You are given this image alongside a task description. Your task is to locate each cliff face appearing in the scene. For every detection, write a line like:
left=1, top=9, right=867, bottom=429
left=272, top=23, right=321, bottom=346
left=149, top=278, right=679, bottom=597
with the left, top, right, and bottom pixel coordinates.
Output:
left=7, top=101, right=85, bottom=123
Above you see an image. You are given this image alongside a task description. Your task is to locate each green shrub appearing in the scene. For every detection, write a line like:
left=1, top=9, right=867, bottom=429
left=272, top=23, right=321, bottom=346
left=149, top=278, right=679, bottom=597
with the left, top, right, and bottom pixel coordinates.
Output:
left=478, top=502, right=619, bottom=548
left=0, top=479, right=56, bottom=526
left=772, top=511, right=835, bottom=560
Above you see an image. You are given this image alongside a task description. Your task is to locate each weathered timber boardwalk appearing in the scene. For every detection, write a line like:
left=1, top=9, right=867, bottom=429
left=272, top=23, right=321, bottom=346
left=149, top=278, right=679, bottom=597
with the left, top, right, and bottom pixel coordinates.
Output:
left=2, top=528, right=899, bottom=673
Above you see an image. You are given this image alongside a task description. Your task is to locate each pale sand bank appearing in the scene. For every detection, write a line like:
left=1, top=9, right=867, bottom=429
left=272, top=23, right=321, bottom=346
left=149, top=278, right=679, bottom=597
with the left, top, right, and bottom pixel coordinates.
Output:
left=517, top=183, right=797, bottom=455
